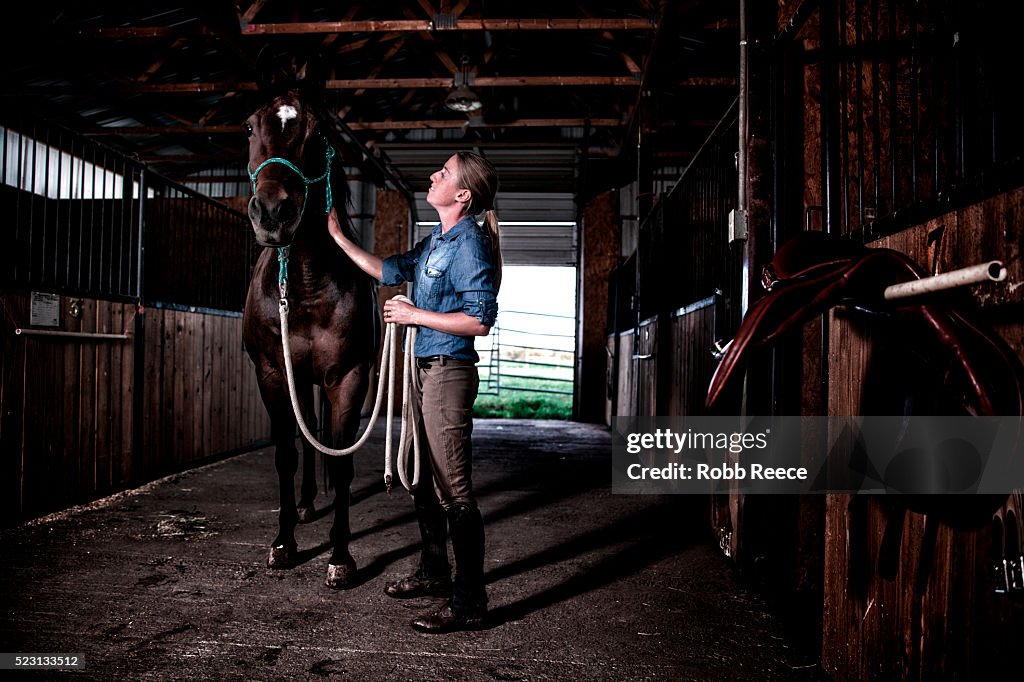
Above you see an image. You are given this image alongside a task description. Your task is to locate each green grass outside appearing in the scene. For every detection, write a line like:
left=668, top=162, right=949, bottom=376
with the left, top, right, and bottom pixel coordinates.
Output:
left=473, top=362, right=573, bottom=419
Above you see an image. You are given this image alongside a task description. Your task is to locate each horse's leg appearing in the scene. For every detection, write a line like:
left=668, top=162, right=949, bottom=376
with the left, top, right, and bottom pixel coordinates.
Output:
left=323, top=363, right=370, bottom=589
left=267, top=397, right=301, bottom=569
left=296, top=390, right=320, bottom=523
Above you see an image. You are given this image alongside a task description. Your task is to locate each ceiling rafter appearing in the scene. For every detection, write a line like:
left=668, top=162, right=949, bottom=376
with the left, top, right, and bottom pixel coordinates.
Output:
left=240, top=0, right=272, bottom=24
left=401, top=2, right=461, bottom=76
left=322, top=6, right=364, bottom=56
left=335, top=31, right=403, bottom=55
left=81, top=18, right=657, bottom=39
left=576, top=2, right=644, bottom=76
left=136, top=37, right=188, bottom=83
left=19, top=1, right=741, bottom=195
left=338, top=34, right=411, bottom=119
left=80, top=118, right=623, bottom=136
left=84, top=75, right=671, bottom=94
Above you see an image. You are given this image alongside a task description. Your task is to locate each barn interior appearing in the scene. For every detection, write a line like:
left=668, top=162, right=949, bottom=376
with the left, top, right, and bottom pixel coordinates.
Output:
left=2, top=1, right=1024, bottom=679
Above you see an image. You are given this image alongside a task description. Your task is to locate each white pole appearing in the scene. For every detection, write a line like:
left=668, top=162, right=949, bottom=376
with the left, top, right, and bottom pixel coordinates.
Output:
left=883, top=261, right=1007, bottom=301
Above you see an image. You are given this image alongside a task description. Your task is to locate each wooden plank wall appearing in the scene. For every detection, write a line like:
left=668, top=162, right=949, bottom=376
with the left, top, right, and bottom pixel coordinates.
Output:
left=0, top=290, right=270, bottom=523
left=821, top=186, right=1024, bottom=679
left=635, top=318, right=658, bottom=417
left=139, top=306, right=269, bottom=482
left=604, top=334, right=616, bottom=425
left=664, top=302, right=716, bottom=417
left=615, top=330, right=635, bottom=418
left=607, top=304, right=716, bottom=421
left=0, top=291, right=134, bottom=521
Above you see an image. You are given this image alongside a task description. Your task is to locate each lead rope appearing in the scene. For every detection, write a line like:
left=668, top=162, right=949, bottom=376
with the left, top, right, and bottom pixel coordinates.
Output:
left=276, top=247, right=420, bottom=493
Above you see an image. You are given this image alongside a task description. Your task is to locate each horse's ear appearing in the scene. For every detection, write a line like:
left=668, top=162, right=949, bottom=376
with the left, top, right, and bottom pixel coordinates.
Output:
left=297, top=50, right=327, bottom=101
left=255, top=46, right=293, bottom=95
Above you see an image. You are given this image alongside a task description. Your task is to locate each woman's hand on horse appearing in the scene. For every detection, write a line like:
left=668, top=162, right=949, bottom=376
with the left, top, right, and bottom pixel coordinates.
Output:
left=327, top=208, right=348, bottom=247
left=383, top=298, right=418, bottom=325
left=327, top=209, right=385, bottom=281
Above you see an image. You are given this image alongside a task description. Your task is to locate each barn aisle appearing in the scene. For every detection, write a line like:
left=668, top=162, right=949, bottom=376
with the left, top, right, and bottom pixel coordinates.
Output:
left=0, top=419, right=816, bottom=680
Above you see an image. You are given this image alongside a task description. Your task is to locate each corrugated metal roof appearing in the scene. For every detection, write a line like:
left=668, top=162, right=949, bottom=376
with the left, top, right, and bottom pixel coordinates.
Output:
left=415, top=192, right=577, bottom=266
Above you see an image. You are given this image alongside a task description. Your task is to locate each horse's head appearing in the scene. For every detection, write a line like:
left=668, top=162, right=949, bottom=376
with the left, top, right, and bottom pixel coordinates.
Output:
left=245, top=88, right=334, bottom=247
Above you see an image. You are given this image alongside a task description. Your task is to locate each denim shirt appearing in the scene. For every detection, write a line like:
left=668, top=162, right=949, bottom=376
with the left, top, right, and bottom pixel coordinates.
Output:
left=380, top=215, right=498, bottom=361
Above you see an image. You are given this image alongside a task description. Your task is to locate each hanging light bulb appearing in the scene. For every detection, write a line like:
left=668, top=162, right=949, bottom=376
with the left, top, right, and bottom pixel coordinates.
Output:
left=445, top=56, right=482, bottom=113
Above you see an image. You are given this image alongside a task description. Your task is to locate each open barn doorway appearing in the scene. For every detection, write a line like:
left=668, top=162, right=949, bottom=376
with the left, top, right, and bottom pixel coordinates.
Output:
left=474, top=263, right=577, bottom=419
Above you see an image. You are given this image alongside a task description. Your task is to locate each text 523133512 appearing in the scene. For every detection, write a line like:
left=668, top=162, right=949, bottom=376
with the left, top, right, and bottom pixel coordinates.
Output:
left=1, top=654, right=84, bottom=670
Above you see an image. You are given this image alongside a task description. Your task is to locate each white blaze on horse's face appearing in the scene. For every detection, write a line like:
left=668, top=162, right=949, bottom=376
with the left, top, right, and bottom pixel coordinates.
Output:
left=276, top=105, right=298, bottom=130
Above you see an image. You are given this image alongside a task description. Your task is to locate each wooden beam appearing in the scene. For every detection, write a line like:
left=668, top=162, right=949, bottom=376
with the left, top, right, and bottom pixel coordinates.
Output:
left=240, top=0, right=271, bottom=23
left=82, top=125, right=244, bottom=135
left=120, top=75, right=645, bottom=93
left=336, top=32, right=402, bottom=54
left=9, top=74, right=730, bottom=97
left=82, top=118, right=623, bottom=136
left=338, top=35, right=410, bottom=118
left=344, top=118, right=623, bottom=130
left=244, top=18, right=657, bottom=33
left=401, top=2, right=460, bottom=75
left=81, top=18, right=656, bottom=38
left=321, top=6, right=363, bottom=52
left=137, top=37, right=187, bottom=83
left=576, top=2, right=642, bottom=76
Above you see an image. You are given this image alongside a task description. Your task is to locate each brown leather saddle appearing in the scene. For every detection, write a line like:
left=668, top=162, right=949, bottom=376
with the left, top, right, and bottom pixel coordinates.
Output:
left=707, top=231, right=1023, bottom=531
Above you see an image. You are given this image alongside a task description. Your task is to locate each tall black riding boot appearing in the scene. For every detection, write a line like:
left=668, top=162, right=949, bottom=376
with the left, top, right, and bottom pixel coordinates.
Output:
left=385, top=496, right=451, bottom=599
left=411, top=503, right=487, bottom=633
left=448, top=503, right=487, bottom=615
left=416, top=497, right=451, bottom=579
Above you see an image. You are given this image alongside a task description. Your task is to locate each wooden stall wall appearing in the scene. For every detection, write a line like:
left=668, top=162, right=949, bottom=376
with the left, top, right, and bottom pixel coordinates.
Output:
left=1, top=291, right=134, bottom=522
left=0, top=291, right=270, bottom=524
left=140, top=306, right=269, bottom=482
left=604, top=334, right=616, bottom=425
left=821, top=186, right=1024, bottom=679
left=615, top=330, right=636, bottom=419
left=664, top=300, right=716, bottom=417
left=606, top=301, right=717, bottom=420
left=634, top=317, right=658, bottom=417
left=0, top=120, right=269, bottom=525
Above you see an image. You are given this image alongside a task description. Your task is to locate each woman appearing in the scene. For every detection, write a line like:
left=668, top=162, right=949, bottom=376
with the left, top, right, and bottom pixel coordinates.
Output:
left=327, top=151, right=500, bottom=633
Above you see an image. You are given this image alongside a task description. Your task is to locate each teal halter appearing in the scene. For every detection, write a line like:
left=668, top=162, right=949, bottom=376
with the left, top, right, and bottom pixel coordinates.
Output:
left=248, top=142, right=336, bottom=223
left=249, top=141, right=336, bottom=299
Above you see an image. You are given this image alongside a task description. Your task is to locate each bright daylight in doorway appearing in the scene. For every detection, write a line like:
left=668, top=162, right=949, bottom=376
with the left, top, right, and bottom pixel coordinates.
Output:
left=474, top=265, right=577, bottom=419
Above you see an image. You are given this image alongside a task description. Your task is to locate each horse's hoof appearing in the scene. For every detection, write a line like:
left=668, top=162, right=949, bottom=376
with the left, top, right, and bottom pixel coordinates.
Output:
left=296, top=504, right=316, bottom=524
left=325, top=562, right=357, bottom=589
left=268, top=544, right=297, bottom=570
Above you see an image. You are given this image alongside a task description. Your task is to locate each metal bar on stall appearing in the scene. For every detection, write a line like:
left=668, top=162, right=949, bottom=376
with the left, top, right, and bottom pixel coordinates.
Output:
left=15, top=328, right=129, bottom=341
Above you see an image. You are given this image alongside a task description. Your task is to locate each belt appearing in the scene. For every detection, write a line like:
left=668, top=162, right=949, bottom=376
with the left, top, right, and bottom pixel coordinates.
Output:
left=416, top=355, right=470, bottom=369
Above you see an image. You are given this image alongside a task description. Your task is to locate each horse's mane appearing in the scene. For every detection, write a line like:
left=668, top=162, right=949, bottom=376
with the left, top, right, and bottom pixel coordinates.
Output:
left=313, top=105, right=358, bottom=243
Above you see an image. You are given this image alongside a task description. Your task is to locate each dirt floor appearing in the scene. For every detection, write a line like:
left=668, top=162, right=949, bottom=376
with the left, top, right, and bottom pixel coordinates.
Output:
left=0, top=419, right=823, bottom=680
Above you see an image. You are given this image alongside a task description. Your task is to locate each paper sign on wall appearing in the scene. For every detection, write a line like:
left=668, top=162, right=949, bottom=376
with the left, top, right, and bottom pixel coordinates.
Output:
left=30, top=292, right=60, bottom=327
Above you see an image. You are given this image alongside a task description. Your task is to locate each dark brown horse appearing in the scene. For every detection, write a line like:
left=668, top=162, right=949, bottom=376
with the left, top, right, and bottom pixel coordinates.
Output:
left=242, top=72, right=377, bottom=588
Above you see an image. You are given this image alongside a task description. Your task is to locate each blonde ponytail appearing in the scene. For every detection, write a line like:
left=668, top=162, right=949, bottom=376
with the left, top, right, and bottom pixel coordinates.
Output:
left=454, top=150, right=501, bottom=292
left=483, top=209, right=502, bottom=291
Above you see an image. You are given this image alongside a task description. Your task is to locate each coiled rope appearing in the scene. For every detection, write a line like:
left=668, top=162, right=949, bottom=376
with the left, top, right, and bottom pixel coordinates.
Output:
left=277, top=247, right=420, bottom=493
